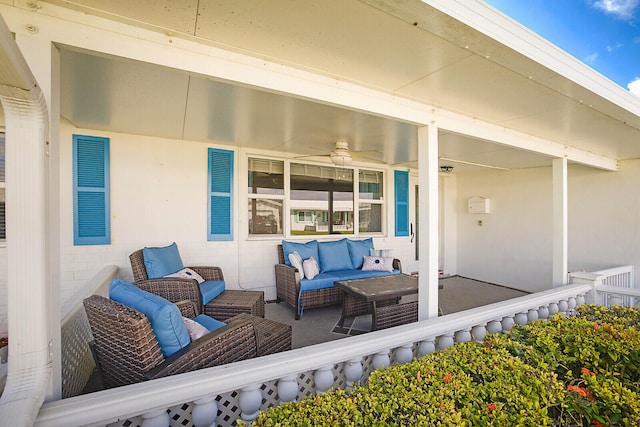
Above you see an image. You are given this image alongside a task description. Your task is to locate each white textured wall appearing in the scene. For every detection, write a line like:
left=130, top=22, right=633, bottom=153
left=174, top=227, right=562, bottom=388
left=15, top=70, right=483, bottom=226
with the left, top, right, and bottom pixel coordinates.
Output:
left=567, top=160, right=640, bottom=282
left=56, top=121, right=409, bottom=303
left=456, top=167, right=554, bottom=292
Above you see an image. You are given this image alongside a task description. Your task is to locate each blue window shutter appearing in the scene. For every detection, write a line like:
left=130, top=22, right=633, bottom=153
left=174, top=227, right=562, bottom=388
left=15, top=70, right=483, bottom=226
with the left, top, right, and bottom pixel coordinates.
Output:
left=73, top=135, right=110, bottom=245
left=208, top=148, right=233, bottom=241
left=394, top=170, right=409, bottom=236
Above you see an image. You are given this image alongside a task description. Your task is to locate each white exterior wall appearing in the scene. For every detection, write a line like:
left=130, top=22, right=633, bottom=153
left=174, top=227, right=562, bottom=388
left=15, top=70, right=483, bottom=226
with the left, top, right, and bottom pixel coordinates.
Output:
left=456, top=167, right=554, bottom=292
left=567, top=160, right=640, bottom=283
left=55, top=121, right=410, bottom=303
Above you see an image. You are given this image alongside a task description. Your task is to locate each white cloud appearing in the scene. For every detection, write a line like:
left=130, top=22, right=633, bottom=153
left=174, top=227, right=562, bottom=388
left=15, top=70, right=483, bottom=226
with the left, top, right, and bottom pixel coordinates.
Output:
left=592, top=0, right=640, bottom=19
left=628, top=77, right=640, bottom=96
left=584, top=52, right=599, bottom=64
left=606, top=42, right=624, bottom=52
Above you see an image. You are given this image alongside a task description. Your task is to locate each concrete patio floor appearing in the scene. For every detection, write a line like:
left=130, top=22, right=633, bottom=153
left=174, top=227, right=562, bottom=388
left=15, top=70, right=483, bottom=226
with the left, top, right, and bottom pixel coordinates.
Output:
left=265, top=275, right=529, bottom=349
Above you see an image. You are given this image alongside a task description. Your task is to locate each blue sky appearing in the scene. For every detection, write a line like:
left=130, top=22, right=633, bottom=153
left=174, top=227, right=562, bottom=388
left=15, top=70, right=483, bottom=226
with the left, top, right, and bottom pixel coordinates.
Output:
left=485, top=0, right=640, bottom=96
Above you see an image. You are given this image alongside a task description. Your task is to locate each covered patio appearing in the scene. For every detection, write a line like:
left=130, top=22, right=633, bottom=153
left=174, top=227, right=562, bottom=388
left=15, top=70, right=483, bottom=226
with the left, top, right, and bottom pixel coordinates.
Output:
left=0, top=0, right=638, bottom=425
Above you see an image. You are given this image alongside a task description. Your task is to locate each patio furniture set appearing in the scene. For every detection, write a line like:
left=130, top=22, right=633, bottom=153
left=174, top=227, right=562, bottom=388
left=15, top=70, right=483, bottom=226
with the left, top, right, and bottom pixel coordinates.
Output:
left=84, top=243, right=291, bottom=388
left=84, top=239, right=418, bottom=388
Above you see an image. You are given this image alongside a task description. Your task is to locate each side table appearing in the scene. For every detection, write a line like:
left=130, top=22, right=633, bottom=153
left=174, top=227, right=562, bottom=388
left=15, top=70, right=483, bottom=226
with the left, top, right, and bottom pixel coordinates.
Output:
left=204, top=289, right=265, bottom=321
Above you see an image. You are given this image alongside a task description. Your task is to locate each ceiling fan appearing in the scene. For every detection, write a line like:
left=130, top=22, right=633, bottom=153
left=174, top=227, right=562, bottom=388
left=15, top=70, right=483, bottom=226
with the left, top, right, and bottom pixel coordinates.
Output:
left=296, top=140, right=383, bottom=167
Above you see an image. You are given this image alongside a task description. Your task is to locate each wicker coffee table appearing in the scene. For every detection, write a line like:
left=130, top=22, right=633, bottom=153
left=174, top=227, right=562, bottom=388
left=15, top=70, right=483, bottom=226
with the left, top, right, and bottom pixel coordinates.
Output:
left=204, top=290, right=265, bottom=321
left=335, top=274, right=418, bottom=331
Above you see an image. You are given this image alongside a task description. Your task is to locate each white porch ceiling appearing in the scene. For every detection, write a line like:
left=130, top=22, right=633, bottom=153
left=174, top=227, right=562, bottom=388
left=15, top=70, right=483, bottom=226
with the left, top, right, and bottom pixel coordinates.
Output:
left=44, top=0, right=640, bottom=172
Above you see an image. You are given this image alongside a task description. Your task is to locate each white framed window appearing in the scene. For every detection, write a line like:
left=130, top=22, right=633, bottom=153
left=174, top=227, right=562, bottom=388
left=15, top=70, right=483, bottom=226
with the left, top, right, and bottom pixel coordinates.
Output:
left=248, top=156, right=385, bottom=238
left=248, top=158, right=284, bottom=235
left=358, top=169, right=384, bottom=234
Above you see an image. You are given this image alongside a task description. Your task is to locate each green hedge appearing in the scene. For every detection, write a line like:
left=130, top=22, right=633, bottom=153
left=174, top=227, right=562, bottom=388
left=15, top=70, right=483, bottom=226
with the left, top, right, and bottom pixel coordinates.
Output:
left=239, top=305, right=640, bottom=426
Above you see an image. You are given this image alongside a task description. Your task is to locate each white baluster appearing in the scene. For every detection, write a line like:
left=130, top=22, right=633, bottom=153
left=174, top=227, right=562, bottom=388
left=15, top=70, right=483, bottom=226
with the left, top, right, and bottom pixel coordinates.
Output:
left=417, top=339, right=435, bottom=357
left=394, top=344, right=414, bottom=365
left=239, top=384, right=262, bottom=423
left=514, top=312, right=528, bottom=325
left=558, top=300, right=569, bottom=314
left=471, top=324, right=487, bottom=342
left=436, top=334, right=454, bottom=351
left=568, top=297, right=577, bottom=311
left=501, top=316, right=515, bottom=333
left=455, top=329, right=472, bottom=343
left=576, top=294, right=586, bottom=307
left=527, top=309, right=539, bottom=323
left=192, top=396, right=217, bottom=427
left=344, top=358, right=363, bottom=388
left=548, top=303, right=559, bottom=317
left=141, top=409, right=170, bottom=427
left=278, top=375, right=299, bottom=404
left=608, top=294, right=623, bottom=307
left=314, top=366, right=334, bottom=394
left=486, top=320, right=502, bottom=334
left=537, top=306, right=549, bottom=321
left=372, top=350, right=391, bottom=370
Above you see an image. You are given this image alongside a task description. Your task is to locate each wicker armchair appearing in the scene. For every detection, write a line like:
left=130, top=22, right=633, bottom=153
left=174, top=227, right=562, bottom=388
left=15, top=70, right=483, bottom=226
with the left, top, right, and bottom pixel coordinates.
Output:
left=129, top=249, right=265, bottom=320
left=83, top=295, right=258, bottom=388
left=129, top=249, right=223, bottom=312
left=275, top=244, right=402, bottom=320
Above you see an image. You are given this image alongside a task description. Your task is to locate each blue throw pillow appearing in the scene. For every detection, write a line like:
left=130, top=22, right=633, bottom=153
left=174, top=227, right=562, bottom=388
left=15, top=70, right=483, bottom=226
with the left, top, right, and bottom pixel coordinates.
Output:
left=109, top=278, right=190, bottom=358
left=346, top=238, right=374, bottom=269
left=317, top=239, right=354, bottom=272
left=143, top=242, right=184, bottom=278
left=281, top=240, right=319, bottom=266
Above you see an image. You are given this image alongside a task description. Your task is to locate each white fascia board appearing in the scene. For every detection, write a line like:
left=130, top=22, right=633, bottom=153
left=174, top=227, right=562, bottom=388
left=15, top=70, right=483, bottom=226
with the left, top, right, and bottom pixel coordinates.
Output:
left=422, top=0, right=640, bottom=116
left=0, top=3, right=619, bottom=171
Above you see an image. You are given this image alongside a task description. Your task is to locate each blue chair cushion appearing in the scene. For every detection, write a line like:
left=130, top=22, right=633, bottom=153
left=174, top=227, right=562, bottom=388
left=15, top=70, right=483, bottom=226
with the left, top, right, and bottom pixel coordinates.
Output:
left=193, top=314, right=226, bottom=332
left=200, top=280, right=225, bottom=305
left=143, top=242, right=184, bottom=279
left=282, top=240, right=319, bottom=266
left=109, top=278, right=190, bottom=358
left=317, top=239, right=354, bottom=272
left=346, top=238, right=374, bottom=269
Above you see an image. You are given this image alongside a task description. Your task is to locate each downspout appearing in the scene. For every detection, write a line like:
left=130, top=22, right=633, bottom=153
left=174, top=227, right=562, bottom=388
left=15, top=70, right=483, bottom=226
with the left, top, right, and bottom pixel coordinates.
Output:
left=0, top=15, right=52, bottom=426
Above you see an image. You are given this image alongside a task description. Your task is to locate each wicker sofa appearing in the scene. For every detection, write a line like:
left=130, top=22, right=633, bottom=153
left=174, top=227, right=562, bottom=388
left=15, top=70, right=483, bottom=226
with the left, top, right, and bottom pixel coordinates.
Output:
left=275, top=239, right=402, bottom=319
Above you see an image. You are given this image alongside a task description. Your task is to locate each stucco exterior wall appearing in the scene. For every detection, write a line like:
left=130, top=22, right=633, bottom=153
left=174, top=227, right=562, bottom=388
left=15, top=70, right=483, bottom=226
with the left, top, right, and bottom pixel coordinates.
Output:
left=456, top=167, right=554, bottom=292
left=456, top=160, right=640, bottom=292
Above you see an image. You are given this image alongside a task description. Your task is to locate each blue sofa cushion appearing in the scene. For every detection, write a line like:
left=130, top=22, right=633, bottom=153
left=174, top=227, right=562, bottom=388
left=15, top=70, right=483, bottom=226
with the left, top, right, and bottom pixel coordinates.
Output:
left=329, top=269, right=401, bottom=281
left=317, top=239, right=354, bottom=272
left=282, top=240, right=319, bottom=266
left=346, top=238, right=374, bottom=269
left=109, top=278, right=190, bottom=358
left=299, top=272, right=340, bottom=292
left=143, top=242, right=184, bottom=278
left=200, top=280, right=225, bottom=305
left=193, top=314, right=226, bottom=332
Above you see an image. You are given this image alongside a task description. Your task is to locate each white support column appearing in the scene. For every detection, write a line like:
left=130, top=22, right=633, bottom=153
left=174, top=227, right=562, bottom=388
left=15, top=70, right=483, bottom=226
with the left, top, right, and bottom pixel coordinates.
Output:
left=552, top=158, right=568, bottom=287
left=417, top=125, right=439, bottom=320
left=15, top=33, right=61, bottom=401
left=0, top=15, right=53, bottom=423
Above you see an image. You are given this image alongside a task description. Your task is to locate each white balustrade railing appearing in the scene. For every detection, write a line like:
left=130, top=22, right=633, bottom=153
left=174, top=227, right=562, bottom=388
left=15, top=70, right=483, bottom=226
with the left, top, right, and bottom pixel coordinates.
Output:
left=569, top=265, right=636, bottom=307
left=36, top=283, right=596, bottom=427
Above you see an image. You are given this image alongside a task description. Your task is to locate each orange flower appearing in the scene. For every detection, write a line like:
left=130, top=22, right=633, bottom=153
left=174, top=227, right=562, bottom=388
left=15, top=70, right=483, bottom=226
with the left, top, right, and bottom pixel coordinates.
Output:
left=594, top=322, right=599, bottom=331
left=591, top=420, right=604, bottom=427
left=444, top=373, right=452, bottom=384
left=568, top=385, right=595, bottom=401
left=487, top=403, right=497, bottom=413
left=581, top=367, right=595, bottom=376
